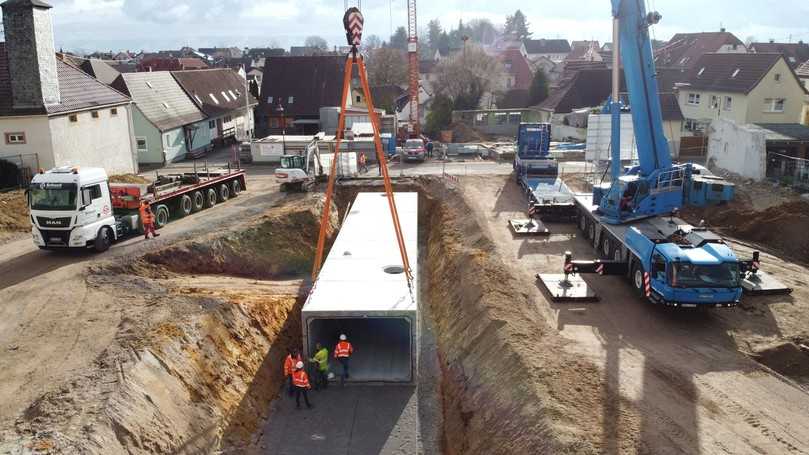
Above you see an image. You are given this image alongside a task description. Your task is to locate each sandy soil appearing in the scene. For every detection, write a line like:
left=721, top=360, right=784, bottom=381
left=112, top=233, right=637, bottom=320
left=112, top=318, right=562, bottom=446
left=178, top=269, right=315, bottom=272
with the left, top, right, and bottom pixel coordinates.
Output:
left=458, top=174, right=809, bottom=453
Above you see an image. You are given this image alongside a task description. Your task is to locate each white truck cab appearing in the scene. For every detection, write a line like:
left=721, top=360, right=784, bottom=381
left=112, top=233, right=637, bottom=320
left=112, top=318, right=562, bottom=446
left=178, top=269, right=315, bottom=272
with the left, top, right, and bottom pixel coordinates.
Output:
left=29, top=166, right=117, bottom=251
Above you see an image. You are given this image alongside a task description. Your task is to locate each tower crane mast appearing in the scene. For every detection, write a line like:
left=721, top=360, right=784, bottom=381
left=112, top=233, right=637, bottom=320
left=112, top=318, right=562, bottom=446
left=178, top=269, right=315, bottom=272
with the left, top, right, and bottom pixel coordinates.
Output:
left=406, top=0, right=420, bottom=137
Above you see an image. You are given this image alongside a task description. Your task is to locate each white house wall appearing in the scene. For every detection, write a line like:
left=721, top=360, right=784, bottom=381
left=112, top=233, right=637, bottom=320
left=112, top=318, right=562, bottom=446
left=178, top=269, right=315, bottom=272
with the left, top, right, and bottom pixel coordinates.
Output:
left=0, top=116, right=54, bottom=169
left=49, top=106, right=137, bottom=175
left=707, top=118, right=766, bottom=180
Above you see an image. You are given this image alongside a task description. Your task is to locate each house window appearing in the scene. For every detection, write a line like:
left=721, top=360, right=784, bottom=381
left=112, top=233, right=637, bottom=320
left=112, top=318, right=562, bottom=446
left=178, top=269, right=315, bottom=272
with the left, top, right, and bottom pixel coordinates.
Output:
left=508, top=113, right=521, bottom=125
left=697, top=67, right=705, bottom=76
left=110, top=108, right=118, bottom=116
left=4, top=132, right=25, bottom=144
left=221, top=91, right=231, bottom=102
left=356, top=95, right=362, bottom=103
left=687, top=93, right=701, bottom=105
left=209, top=120, right=216, bottom=129
left=69, top=114, right=78, bottom=122
left=224, top=115, right=232, bottom=123
left=684, top=119, right=706, bottom=133
left=91, top=110, right=100, bottom=119
left=724, top=96, right=733, bottom=111
left=774, top=73, right=781, bottom=82
left=710, top=95, right=719, bottom=109
left=228, top=90, right=237, bottom=99
left=495, top=113, right=507, bottom=125
left=267, top=96, right=274, bottom=104
left=136, top=137, right=147, bottom=151
left=764, top=98, right=786, bottom=113
left=209, top=93, right=220, bottom=104
left=288, top=96, right=294, bottom=104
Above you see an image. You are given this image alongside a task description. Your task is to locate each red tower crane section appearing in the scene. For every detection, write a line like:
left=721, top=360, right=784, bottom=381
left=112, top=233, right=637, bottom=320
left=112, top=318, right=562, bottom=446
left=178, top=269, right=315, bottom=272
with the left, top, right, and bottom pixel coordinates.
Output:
left=406, top=0, right=420, bottom=137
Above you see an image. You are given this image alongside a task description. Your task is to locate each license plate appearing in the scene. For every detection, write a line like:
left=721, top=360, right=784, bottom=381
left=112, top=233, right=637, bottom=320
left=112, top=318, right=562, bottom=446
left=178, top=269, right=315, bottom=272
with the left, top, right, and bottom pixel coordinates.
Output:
left=682, top=304, right=697, bottom=308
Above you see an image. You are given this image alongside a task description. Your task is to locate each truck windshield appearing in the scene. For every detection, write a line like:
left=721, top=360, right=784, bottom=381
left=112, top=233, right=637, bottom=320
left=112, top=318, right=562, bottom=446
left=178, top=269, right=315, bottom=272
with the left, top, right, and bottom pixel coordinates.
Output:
left=671, top=262, right=740, bottom=289
left=29, top=183, right=78, bottom=211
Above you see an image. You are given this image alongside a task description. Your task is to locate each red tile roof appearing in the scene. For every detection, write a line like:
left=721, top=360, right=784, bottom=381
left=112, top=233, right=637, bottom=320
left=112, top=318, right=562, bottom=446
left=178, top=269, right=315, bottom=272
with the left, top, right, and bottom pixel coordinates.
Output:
left=654, top=32, right=744, bottom=69
left=683, top=53, right=787, bottom=94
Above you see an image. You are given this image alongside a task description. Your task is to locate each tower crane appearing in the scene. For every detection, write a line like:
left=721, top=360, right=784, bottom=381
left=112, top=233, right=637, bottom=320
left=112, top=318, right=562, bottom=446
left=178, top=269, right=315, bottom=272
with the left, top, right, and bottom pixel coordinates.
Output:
left=406, top=0, right=420, bottom=137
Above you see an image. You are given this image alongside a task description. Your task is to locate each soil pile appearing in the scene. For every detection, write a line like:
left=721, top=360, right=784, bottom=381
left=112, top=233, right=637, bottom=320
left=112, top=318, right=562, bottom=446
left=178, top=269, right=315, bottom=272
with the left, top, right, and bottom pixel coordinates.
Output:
left=685, top=200, right=809, bottom=261
left=0, top=190, right=30, bottom=234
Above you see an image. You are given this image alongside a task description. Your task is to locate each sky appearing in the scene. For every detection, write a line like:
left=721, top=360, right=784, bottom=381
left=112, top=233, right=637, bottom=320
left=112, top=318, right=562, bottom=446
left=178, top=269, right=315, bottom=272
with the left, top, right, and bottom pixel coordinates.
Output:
left=7, top=0, right=809, bottom=53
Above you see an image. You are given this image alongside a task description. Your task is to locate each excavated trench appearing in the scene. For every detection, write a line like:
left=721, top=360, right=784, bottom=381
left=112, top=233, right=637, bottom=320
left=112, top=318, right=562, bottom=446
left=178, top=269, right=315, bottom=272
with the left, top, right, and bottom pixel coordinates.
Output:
left=9, top=178, right=611, bottom=454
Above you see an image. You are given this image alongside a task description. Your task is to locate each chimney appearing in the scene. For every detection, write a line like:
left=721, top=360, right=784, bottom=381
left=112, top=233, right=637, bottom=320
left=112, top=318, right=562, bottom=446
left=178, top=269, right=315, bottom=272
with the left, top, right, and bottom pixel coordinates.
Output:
left=720, top=27, right=726, bottom=33
left=1, top=0, right=60, bottom=109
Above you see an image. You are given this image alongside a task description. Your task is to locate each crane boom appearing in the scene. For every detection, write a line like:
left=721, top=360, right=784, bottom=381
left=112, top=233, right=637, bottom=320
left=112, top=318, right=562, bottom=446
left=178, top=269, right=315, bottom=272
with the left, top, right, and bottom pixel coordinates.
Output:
left=407, top=0, right=420, bottom=136
left=611, top=0, right=671, bottom=175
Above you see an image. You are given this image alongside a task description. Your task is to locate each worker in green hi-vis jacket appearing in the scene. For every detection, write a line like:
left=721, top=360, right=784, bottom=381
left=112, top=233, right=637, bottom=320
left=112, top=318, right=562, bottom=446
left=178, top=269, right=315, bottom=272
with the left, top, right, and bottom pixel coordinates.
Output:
left=309, top=342, right=331, bottom=391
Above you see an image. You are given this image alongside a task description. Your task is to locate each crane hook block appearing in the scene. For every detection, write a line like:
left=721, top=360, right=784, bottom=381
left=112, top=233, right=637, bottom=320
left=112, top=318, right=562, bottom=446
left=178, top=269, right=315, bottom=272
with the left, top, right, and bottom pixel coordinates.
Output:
left=343, top=7, right=364, bottom=47
left=646, top=11, right=662, bottom=25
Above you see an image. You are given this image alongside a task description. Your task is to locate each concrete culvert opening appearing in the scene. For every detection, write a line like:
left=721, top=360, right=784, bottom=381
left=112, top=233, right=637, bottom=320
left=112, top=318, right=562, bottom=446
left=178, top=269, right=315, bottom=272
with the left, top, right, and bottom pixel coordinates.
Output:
left=306, top=317, right=414, bottom=382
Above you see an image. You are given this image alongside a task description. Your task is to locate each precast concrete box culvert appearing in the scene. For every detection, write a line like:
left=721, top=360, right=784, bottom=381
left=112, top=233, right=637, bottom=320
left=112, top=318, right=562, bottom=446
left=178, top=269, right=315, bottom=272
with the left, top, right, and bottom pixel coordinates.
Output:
left=302, top=192, right=418, bottom=383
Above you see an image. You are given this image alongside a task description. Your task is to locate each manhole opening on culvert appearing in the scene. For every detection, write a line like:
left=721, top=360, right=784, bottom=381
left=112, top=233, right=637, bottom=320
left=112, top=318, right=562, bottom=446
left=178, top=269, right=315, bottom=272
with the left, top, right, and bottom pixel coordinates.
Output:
left=384, top=265, right=405, bottom=274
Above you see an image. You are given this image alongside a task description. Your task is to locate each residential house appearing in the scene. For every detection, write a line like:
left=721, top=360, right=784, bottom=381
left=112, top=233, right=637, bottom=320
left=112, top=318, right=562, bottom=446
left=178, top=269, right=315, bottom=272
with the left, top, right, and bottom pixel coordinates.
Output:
left=0, top=0, right=137, bottom=175
left=565, top=41, right=603, bottom=64
left=257, top=56, right=346, bottom=136
left=676, top=53, right=808, bottom=133
left=749, top=41, right=809, bottom=69
left=654, top=31, right=746, bottom=70
left=138, top=56, right=208, bottom=72
left=172, top=69, right=258, bottom=147
left=290, top=46, right=320, bottom=57
left=78, top=58, right=120, bottom=86
left=797, top=61, right=809, bottom=125
left=246, top=48, right=285, bottom=59
left=419, top=60, right=437, bottom=85
left=112, top=72, right=210, bottom=164
left=524, top=39, right=570, bottom=64
left=199, top=47, right=243, bottom=60
left=530, top=55, right=564, bottom=86
left=497, top=47, right=534, bottom=92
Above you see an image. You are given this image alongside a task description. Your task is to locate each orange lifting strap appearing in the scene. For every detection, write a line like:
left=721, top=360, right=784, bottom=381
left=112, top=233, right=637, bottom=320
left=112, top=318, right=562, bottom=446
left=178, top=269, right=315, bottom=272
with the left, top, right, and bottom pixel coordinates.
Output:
left=311, top=49, right=413, bottom=289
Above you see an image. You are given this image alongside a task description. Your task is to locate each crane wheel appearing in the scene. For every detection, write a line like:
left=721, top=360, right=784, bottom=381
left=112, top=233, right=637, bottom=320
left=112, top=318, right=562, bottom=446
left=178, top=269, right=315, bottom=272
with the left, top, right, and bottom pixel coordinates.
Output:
left=231, top=180, right=242, bottom=197
left=218, top=184, right=230, bottom=202
left=205, top=188, right=217, bottom=208
left=179, top=195, right=193, bottom=217
left=154, top=205, right=170, bottom=228
left=191, top=191, right=205, bottom=212
left=632, top=263, right=646, bottom=298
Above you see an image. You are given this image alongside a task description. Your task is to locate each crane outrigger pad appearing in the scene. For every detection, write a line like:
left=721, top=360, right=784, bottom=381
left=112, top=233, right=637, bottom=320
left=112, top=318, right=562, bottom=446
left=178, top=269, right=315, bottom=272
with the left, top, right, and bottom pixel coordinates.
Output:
left=509, top=219, right=550, bottom=236
left=536, top=274, right=599, bottom=302
left=742, top=272, right=793, bottom=296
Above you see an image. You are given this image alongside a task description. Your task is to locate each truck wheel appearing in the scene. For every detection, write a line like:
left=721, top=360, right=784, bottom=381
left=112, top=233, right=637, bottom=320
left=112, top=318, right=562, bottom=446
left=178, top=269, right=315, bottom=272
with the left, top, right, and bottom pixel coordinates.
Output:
left=218, top=184, right=230, bottom=202
left=578, top=213, right=587, bottom=233
left=154, top=205, right=170, bottom=228
left=632, top=263, right=647, bottom=298
left=205, top=188, right=217, bottom=208
left=191, top=191, right=205, bottom=212
left=94, top=227, right=112, bottom=253
left=600, top=236, right=612, bottom=259
left=179, top=195, right=193, bottom=217
left=280, top=182, right=289, bottom=192
left=231, top=180, right=241, bottom=197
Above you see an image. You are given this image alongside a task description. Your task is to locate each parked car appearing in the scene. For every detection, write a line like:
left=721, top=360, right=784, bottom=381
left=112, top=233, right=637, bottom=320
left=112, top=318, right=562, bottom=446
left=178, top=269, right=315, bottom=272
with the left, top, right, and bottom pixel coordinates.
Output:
left=404, top=139, right=427, bottom=162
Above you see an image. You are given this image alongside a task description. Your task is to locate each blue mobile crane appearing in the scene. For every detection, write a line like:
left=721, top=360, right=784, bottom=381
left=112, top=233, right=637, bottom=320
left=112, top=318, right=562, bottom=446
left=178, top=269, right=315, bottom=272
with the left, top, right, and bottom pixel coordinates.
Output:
left=537, top=0, right=791, bottom=305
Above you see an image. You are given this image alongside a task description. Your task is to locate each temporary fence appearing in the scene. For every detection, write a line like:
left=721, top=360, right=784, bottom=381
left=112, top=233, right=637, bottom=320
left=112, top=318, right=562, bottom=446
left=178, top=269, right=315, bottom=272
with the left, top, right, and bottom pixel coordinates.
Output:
left=766, top=152, right=809, bottom=191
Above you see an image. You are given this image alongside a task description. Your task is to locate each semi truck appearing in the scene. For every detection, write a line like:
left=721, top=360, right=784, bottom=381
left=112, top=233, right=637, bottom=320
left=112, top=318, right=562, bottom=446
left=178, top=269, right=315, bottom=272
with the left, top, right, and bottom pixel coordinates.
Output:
left=28, top=166, right=246, bottom=252
left=536, top=0, right=791, bottom=305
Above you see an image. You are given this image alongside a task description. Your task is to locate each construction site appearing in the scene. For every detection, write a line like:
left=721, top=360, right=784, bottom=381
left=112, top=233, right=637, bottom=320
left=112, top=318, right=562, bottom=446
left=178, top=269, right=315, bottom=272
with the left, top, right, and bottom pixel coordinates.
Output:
left=2, top=1, right=809, bottom=455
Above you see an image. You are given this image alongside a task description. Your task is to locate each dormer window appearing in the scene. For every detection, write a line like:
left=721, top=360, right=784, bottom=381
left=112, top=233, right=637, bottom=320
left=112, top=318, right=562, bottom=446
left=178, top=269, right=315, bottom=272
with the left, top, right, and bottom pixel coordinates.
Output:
left=731, top=69, right=740, bottom=78
left=697, top=67, right=705, bottom=76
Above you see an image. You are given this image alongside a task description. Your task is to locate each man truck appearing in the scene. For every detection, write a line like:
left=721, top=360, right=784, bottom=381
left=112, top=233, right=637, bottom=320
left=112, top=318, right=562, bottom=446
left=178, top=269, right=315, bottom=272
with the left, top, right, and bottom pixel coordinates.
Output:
left=29, top=166, right=246, bottom=252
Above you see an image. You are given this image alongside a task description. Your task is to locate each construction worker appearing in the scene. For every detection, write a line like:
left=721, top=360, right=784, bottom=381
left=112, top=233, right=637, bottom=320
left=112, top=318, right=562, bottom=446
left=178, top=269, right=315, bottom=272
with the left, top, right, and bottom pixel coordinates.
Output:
left=139, top=201, right=159, bottom=240
left=283, top=348, right=302, bottom=397
left=334, top=334, right=354, bottom=385
left=359, top=151, right=368, bottom=174
left=309, top=342, right=330, bottom=390
left=292, top=361, right=313, bottom=409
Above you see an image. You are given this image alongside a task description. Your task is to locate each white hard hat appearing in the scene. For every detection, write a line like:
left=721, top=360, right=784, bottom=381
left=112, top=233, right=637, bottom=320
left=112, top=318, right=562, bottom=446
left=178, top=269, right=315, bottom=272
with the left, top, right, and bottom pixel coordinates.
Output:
left=328, top=372, right=335, bottom=380
left=296, top=361, right=304, bottom=369
left=339, top=334, right=347, bottom=341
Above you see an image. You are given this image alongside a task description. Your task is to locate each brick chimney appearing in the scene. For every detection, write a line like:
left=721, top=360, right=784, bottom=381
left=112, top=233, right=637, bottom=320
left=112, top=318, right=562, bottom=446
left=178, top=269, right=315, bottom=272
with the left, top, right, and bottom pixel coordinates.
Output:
left=1, top=0, right=60, bottom=109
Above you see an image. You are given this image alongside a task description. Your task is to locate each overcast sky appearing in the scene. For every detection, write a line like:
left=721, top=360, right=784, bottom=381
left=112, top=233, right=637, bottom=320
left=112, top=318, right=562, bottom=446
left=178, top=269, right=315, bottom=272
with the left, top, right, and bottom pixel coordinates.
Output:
left=17, top=0, right=809, bottom=53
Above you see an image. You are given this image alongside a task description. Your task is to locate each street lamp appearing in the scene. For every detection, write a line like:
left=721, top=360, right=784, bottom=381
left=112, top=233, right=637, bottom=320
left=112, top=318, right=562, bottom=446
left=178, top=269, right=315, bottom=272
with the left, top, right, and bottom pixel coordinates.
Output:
left=276, top=102, right=286, bottom=155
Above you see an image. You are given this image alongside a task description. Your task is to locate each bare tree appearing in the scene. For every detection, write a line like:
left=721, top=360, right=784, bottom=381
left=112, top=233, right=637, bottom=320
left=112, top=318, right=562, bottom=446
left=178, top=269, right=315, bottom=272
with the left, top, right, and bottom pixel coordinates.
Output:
left=304, top=36, right=329, bottom=51
left=367, top=47, right=408, bottom=87
left=364, top=34, right=383, bottom=51
left=432, top=45, right=503, bottom=110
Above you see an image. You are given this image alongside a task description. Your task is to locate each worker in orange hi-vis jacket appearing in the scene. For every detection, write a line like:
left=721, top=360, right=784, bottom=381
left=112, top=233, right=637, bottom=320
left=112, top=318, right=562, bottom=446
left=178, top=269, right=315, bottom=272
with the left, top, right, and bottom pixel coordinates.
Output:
left=283, top=348, right=302, bottom=397
left=334, top=334, right=354, bottom=385
left=292, top=361, right=313, bottom=410
left=139, top=201, right=159, bottom=240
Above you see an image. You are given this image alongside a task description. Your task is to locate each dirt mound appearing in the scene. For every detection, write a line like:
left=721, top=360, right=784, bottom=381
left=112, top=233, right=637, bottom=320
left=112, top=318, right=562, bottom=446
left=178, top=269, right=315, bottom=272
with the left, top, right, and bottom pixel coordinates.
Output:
left=752, top=341, right=809, bottom=386
left=420, top=178, right=631, bottom=454
left=448, top=122, right=488, bottom=143
left=0, top=190, right=30, bottom=234
left=139, top=195, right=338, bottom=279
left=685, top=200, right=809, bottom=260
left=109, top=174, right=151, bottom=184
